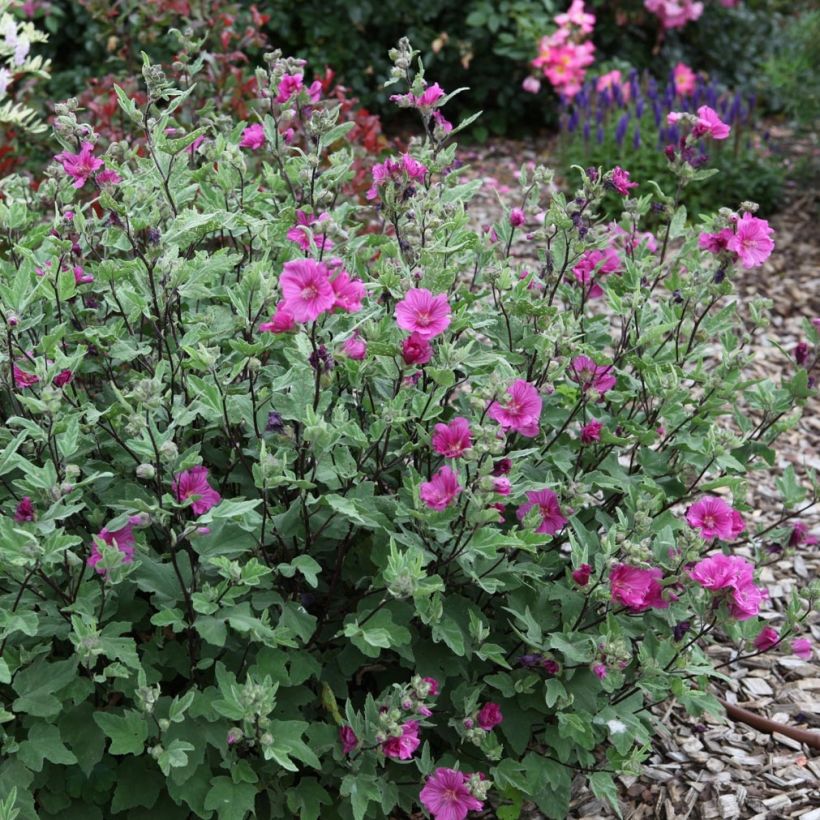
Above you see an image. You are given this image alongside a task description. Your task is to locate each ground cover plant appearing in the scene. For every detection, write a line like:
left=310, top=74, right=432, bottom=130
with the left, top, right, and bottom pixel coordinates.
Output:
left=0, top=32, right=818, bottom=820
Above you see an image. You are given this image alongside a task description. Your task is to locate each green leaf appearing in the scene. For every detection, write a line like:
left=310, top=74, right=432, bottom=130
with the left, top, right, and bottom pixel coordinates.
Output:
left=204, top=777, right=258, bottom=820
left=16, top=723, right=77, bottom=771
left=12, top=657, right=78, bottom=718
left=589, top=772, right=623, bottom=818
left=285, top=778, right=332, bottom=820
left=92, top=709, right=148, bottom=755
left=110, top=757, right=163, bottom=812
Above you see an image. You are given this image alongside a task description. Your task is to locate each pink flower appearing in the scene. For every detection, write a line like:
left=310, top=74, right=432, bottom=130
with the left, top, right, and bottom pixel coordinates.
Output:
left=13, top=496, right=35, bottom=523
left=579, top=420, right=602, bottom=444
left=476, top=702, right=503, bottom=730
left=420, top=466, right=463, bottom=511
left=699, top=228, right=734, bottom=254
left=522, top=76, right=541, bottom=94
left=792, top=638, right=813, bottom=661
left=381, top=720, right=420, bottom=760
left=420, top=768, right=484, bottom=820
left=54, top=142, right=103, bottom=188
left=276, top=73, right=304, bottom=103
left=330, top=270, right=365, bottom=313
left=609, top=166, right=638, bottom=196
left=53, top=369, right=73, bottom=388
left=96, top=168, right=122, bottom=186
left=415, top=82, right=446, bottom=107
left=88, top=515, right=146, bottom=573
left=488, top=379, right=542, bottom=438
left=673, top=63, right=696, bottom=96
left=726, top=213, right=775, bottom=269
left=259, top=300, right=296, bottom=334
left=341, top=334, right=367, bottom=360
left=789, top=521, right=819, bottom=548
left=12, top=364, right=39, bottom=388
left=644, top=0, right=703, bottom=29
left=570, top=356, right=616, bottom=397
left=693, top=105, right=731, bottom=140
left=572, top=563, right=592, bottom=586
left=596, top=70, right=623, bottom=94
left=240, top=123, right=266, bottom=150
left=287, top=210, right=333, bottom=253
left=73, top=265, right=93, bottom=284
left=432, top=417, right=473, bottom=458
left=509, top=208, right=525, bottom=227
left=402, top=333, right=433, bottom=365
left=690, top=554, right=754, bottom=591
left=279, top=259, right=335, bottom=323
left=686, top=496, right=741, bottom=540
left=609, top=564, right=669, bottom=612
left=592, top=663, right=608, bottom=680
left=395, top=288, right=451, bottom=339
left=573, top=247, right=620, bottom=298
left=555, top=0, right=596, bottom=33
left=493, top=477, right=511, bottom=496
left=172, top=466, right=222, bottom=515
left=366, top=154, right=428, bottom=200
left=728, top=582, right=766, bottom=621
left=339, top=725, right=358, bottom=755
left=517, top=489, right=566, bottom=535
left=421, top=677, right=440, bottom=697
left=753, top=626, right=779, bottom=652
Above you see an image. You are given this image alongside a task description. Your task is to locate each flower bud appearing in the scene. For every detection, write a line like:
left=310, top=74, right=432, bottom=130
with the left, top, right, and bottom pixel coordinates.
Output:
left=137, top=463, right=156, bottom=480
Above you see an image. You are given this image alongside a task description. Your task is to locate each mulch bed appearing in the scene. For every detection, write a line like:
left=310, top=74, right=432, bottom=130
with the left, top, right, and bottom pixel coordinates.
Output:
left=456, top=132, right=820, bottom=819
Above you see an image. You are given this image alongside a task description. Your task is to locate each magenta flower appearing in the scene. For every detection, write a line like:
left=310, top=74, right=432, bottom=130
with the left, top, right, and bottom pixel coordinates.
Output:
left=341, top=334, right=367, bottom=360
left=579, top=419, right=602, bottom=443
left=572, top=247, right=620, bottom=298
left=509, top=208, right=525, bottom=227
left=728, top=582, right=767, bottom=621
left=415, top=82, right=445, bottom=107
left=476, top=702, right=503, bottom=731
left=690, top=553, right=766, bottom=621
left=286, top=210, right=333, bottom=252
left=54, top=142, right=103, bottom=188
left=431, top=417, right=473, bottom=458
left=381, top=720, right=420, bottom=760
left=789, top=521, right=819, bottom=548
left=172, top=466, right=222, bottom=515
left=402, top=333, right=433, bottom=365
left=279, top=259, right=335, bottom=323
left=420, top=768, right=484, bottom=820
left=96, top=168, right=122, bottom=186
left=693, top=105, right=731, bottom=140
left=339, top=725, right=358, bottom=755
left=686, top=496, right=741, bottom=540
left=572, top=563, right=592, bottom=586
left=516, top=489, right=566, bottom=535
left=570, top=356, right=616, bottom=397
left=239, top=123, right=266, bottom=150
left=753, top=626, right=779, bottom=652
left=420, top=466, right=463, bottom=511
left=366, top=153, right=428, bottom=200
left=395, top=288, right=451, bottom=339
left=276, top=73, right=304, bottom=103
left=88, top=515, right=145, bottom=573
left=522, top=76, right=541, bottom=93
left=493, top=477, right=511, bottom=496
left=12, top=364, right=38, bottom=388
left=422, top=677, right=440, bottom=697
left=726, top=213, right=775, bottom=269
left=609, top=564, right=669, bottom=612
left=792, top=638, right=813, bottom=661
left=698, top=228, right=733, bottom=254
left=330, top=270, right=365, bottom=313
left=592, top=663, right=608, bottom=680
left=609, top=166, right=638, bottom=196
left=73, top=265, right=93, bottom=284
left=13, top=496, right=35, bottom=523
left=53, top=369, right=73, bottom=388
left=259, top=300, right=296, bottom=334
left=488, top=379, right=542, bottom=438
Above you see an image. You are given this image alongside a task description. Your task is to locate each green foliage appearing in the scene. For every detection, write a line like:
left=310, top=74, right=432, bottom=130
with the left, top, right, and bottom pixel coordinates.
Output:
left=0, top=41, right=816, bottom=820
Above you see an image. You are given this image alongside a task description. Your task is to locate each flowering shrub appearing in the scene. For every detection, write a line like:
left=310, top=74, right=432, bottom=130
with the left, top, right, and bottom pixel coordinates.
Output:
left=0, top=36, right=818, bottom=820
left=556, top=65, right=784, bottom=215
